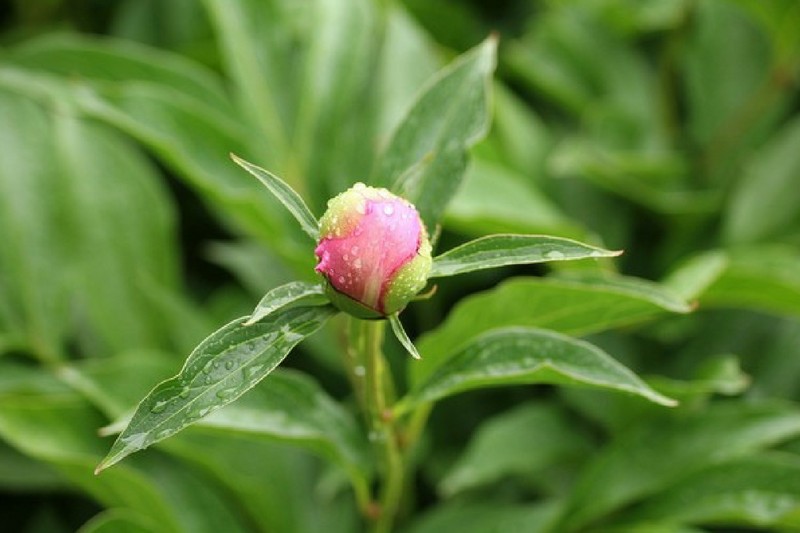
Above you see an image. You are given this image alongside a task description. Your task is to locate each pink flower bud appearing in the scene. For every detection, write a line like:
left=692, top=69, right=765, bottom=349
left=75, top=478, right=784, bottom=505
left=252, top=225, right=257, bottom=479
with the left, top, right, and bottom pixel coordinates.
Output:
left=314, top=183, right=432, bottom=319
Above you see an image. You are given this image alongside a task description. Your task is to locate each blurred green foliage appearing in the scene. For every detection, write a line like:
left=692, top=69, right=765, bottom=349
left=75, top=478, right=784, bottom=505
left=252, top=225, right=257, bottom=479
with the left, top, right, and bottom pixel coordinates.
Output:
left=1, top=0, right=800, bottom=531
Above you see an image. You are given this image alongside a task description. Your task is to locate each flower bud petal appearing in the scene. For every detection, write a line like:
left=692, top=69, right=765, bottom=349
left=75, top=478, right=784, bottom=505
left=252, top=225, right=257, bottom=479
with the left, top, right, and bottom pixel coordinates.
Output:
left=314, top=183, right=432, bottom=318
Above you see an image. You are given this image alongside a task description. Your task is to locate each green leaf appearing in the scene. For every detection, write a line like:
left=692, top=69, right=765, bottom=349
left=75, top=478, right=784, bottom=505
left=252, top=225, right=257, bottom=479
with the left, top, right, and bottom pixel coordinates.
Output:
left=63, top=351, right=362, bottom=533
left=0, top=89, right=70, bottom=360
left=443, top=158, right=581, bottom=238
left=398, top=327, right=676, bottom=414
left=96, top=305, right=336, bottom=473
left=624, top=454, right=800, bottom=529
left=194, top=369, right=372, bottom=506
left=429, top=235, right=621, bottom=278
left=71, top=79, right=313, bottom=277
left=0, top=365, right=250, bottom=533
left=231, top=154, right=320, bottom=241
left=290, top=0, right=383, bottom=209
left=159, top=433, right=362, bottom=533
left=243, top=281, right=328, bottom=326
left=371, top=37, right=496, bottom=231
left=723, top=116, right=800, bottom=244
left=661, top=250, right=729, bottom=301
left=667, top=246, right=800, bottom=318
left=0, top=85, right=181, bottom=358
left=647, top=355, right=751, bottom=401
left=556, top=401, right=800, bottom=531
left=413, top=275, right=690, bottom=386
left=549, top=139, right=718, bottom=215
left=440, top=402, right=591, bottom=496
left=8, top=33, right=232, bottom=111
left=407, top=500, right=561, bottom=533
left=52, top=106, right=180, bottom=355
left=57, top=350, right=179, bottom=420
left=78, top=510, right=154, bottom=533
left=0, top=439, right=66, bottom=491
left=684, top=0, right=777, bottom=150
left=200, top=0, right=293, bottom=161
left=388, top=314, right=421, bottom=360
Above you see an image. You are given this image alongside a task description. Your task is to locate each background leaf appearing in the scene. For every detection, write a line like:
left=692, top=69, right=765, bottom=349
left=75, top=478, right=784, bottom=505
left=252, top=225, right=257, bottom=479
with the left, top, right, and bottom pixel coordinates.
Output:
left=623, top=453, right=800, bottom=529
left=556, top=402, right=800, bottom=531
left=668, top=246, right=800, bottom=318
left=371, top=37, right=497, bottom=230
left=439, top=402, right=591, bottom=496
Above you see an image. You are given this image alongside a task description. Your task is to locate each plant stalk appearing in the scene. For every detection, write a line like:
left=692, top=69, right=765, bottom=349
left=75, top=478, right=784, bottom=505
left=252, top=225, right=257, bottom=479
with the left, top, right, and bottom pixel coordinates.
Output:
left=361, top=320, right=404, bottom=533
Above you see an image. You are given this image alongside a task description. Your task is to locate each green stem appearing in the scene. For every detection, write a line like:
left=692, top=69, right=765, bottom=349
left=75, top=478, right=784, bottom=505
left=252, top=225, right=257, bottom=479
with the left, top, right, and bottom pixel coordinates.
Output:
left=361, top=320, right=404, bottom=533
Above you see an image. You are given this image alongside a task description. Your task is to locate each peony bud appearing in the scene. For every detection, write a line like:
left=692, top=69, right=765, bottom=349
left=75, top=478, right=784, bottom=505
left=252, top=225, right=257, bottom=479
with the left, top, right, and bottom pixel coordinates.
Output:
left=314, top=183, right=432, bottom=319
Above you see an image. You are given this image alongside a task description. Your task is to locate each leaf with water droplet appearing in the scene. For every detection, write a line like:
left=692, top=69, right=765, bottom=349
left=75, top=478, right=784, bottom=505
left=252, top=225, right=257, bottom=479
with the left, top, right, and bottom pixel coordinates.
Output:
left=95, top=305, right=336, bottom=474
left=199, top=368, right=373, bottom=508
left=243, top=281, right=329, bottom=326
left=429, top=234, right=622, bottom=278
left=395, top=327, right=676, bottom=415
left=244, top=281, right=328, bottom=326
left=150, top=400, right=168, bottom=414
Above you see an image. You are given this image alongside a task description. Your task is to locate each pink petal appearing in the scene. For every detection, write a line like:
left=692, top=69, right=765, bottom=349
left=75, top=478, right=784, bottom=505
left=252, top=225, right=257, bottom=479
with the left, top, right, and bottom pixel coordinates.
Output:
left=315, top=197, right=421, bottom=313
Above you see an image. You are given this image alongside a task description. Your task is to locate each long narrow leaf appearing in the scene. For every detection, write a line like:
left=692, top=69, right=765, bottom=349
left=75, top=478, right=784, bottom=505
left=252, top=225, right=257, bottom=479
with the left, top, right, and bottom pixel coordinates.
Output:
left=243, top=281, right=328, bottom=326
left=231, top=154, right=320, bottom=240
left=388, top=314, right=421, bottom=360
left=430, top=235, right=621, bottom=278
left=398, top=327, right=676, bottom=414
left=96, top=305, right=336, bottom=473
left=372, top=37, right=497, bottom=231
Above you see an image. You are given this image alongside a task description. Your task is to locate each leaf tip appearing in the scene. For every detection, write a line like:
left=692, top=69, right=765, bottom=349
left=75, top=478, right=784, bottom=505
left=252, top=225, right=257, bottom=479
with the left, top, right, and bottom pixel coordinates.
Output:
left=653, top=393, right=679, bottom=408
left=93, top=459, right=111, bottom=476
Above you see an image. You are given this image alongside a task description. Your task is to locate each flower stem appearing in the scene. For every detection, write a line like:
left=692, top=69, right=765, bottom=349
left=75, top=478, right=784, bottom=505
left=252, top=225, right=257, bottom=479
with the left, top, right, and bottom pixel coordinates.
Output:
left=361, top=320, right=404, bottom=533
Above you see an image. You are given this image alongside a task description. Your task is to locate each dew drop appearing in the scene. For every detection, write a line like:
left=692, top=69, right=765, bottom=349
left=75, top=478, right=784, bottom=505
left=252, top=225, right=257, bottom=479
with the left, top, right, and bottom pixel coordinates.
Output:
left=156, top=429, right=173, bottom=440
left=383, top=204, right=394, bottom=216
left=201, top=361, right=214, bottom=374
left=216, top=388, right=237, bottom=400
left=179, top=387, right=191, bottom=399
left=150, top=400, right=168, bottom=414
left=354, top=258, right=362, bottom=269
left=122, top=432, right=147, bottom=449
left=545, top=250, right=565, bottom=260
left=225, top=360, right=235, bottom=370
left=354, top=365, right=366, bottom=377
left=245, top=364, right=265, bottom=379
left=338, top=276, right=345, bottom=283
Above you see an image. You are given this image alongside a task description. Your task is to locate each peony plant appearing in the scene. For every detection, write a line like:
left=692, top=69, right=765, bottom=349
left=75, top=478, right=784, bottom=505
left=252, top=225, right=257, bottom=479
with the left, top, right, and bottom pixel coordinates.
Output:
left=95, top=40, right=677, bottom=533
